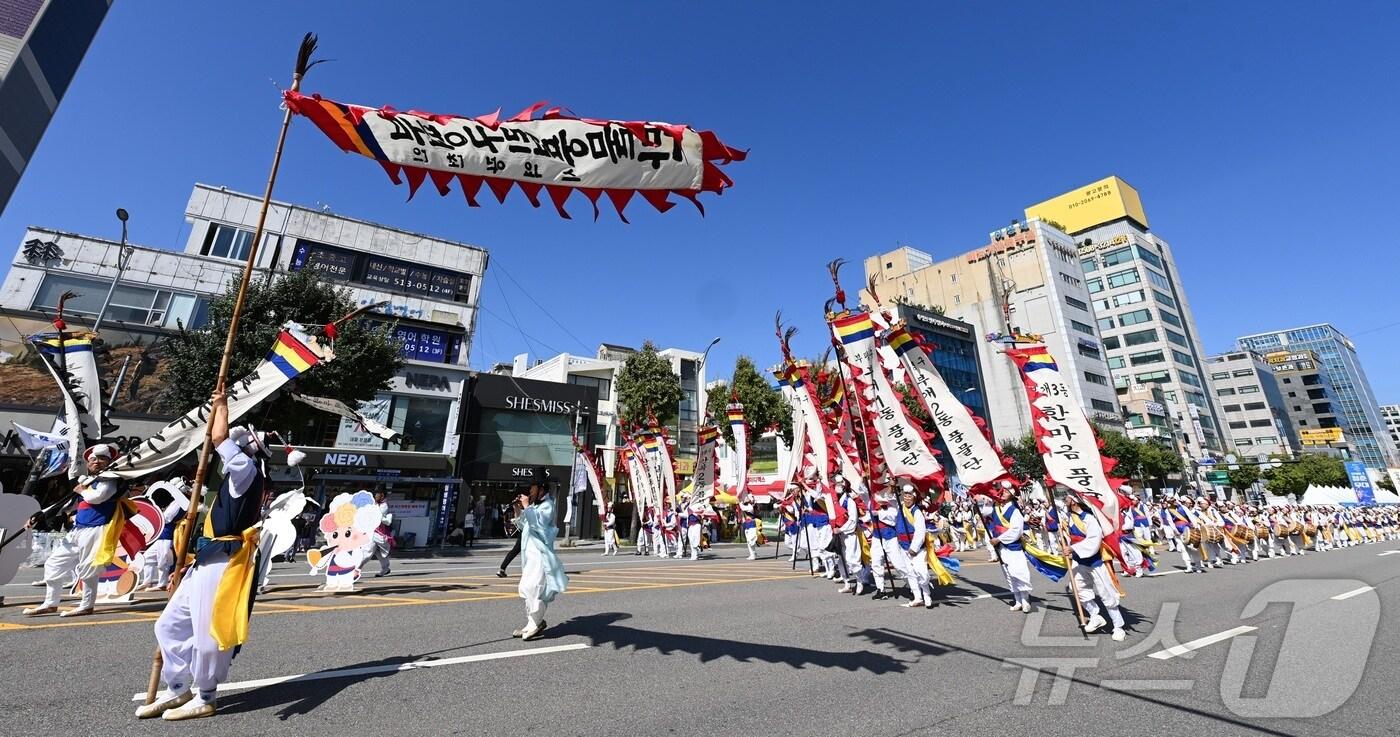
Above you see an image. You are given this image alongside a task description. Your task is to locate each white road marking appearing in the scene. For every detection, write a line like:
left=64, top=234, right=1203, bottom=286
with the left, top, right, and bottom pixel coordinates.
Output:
left=1147, top=626, right=1257, bottom=660
left=1331, top=585, right=1375, bottom=601
left=1378, top=551, right=1400, bottom=557
left=132, top=643, right=591, bottom=700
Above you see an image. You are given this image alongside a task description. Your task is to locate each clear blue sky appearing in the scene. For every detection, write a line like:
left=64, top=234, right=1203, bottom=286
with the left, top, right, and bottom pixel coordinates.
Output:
left=4, top=2, right=1399, bottom=401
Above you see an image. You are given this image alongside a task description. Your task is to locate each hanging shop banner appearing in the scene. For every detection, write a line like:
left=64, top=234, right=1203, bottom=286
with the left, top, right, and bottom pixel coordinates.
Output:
left=103, top=327, right=334, bottom=480
left=285, top=91, right=744, bottom=221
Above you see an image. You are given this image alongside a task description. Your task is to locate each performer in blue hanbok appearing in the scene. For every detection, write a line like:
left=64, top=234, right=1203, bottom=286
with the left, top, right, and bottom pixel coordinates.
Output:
left=514, top=475, right=568, bottom=641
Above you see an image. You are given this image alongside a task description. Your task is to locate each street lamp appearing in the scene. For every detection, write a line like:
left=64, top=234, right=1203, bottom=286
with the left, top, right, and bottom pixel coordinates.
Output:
left=693, top=336, right=721, bottom=455
left=93, top=208, right=135, bottom=332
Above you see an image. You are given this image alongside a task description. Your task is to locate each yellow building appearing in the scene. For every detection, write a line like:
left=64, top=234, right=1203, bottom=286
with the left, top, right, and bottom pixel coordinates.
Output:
left=1025, top=175, right=1149, bottom=235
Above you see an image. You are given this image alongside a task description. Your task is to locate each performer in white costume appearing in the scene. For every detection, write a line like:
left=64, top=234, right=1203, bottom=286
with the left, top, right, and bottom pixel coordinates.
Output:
left=1065, top=493, right=1127, bottom=641
left=24, top=444, right=122, bottom=618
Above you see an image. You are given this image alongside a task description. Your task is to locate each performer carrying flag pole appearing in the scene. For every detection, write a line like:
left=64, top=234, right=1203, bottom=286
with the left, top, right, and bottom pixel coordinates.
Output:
left=142, top=32, right=324, bottom=708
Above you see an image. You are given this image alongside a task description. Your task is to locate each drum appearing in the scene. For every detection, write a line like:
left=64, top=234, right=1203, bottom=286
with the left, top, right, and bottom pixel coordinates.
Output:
left=1203, top=526, right=1224, bottom=544
left=1256, top=524, right=1271, bottom=539
left=1234, top=527, right=1255, bottom=544
left=1304, top=523, right=1318, bottom=536
left=1185, top=528, right=1202, bottom=546
left=1279, top=522, right=1300, bottom=537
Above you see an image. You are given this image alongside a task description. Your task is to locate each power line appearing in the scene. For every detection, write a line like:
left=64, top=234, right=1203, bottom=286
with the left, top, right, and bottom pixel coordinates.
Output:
left=490, top=257, right=591, bottom=353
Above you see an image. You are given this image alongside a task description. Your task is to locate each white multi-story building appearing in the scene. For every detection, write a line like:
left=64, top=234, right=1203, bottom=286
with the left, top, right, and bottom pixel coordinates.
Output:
left=1380, top=404, right=1399, bottom=449
left=865, top=219, right=1122, bottom=444
left=1206, top=351, right=1300, bottom=457
left=1026, top=176, right=1225, bottom=460
left=0, top=184, right=487, bottom=537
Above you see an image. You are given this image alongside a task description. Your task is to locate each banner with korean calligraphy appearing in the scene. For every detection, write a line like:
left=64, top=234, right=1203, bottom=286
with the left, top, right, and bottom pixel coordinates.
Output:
left=1006, top=346, right=1132, bottom=567
left=886, top=326, right=1012, bottom=495
left=692, top=425, right=720, bottom=503
left=726, top=401, right=749, bottom=502
left=285, top=91, right=744, bottom=222
left=772, top=366, right=807, bottom=495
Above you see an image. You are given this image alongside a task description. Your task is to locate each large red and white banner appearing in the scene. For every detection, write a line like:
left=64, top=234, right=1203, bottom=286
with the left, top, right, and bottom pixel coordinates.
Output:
left=286, top=91, right=744, bottom=221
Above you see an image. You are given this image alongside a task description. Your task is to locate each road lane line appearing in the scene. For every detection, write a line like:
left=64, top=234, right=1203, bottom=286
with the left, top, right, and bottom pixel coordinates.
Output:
left=1147, top=626, right=1257, bottom=660
left=130, top=643, right=592, bottom=700
left=1332, top=586, right=1375, bottom=601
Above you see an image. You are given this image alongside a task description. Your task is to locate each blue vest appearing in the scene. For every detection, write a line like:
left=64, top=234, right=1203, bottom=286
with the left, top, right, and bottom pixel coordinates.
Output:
left=195, top=463, right=264, bottom=565
left=74, top=497, right=117, bottom=529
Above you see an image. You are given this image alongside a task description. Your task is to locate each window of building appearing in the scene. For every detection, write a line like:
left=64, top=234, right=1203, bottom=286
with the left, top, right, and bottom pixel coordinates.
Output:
left=1211, top=371, right=1230, bottom=380
left=1172, top=350, right=1195, bottom=367
left=1077, top=342, right=1101, bottom=359
left=1085, top=371, right=1109, bottom=386
left=1307, top=388, right=1327, bottom=399
left=568, top=374, right=612, bottom=400
left=1249, top=419, right=1272, bottom=428
left=1102, top=335, right=1120, bottom=350
left=1061, top=273, right=1082, bottom=289
left=1119, top=309, right=1152, bottom=326
left=1086, top=278, right=1103, bottom=293
left=1179, top=371, right=1203, bottom=388
left=1282, top=377, right=1292, bottom=384
left=1257, top=436, right=1278, bottom=445
left=1123, top=328, right=1157, bottom=347
left=391, top=396, right=453, bottom=453
left=1232, top=369, right=1253, bottom=377
left=1101, top=247, right=1133, bottom=267
left=1106, top=268, right=1141, bottom=289
left=1186, top=390, right=1208, bottom=407
left=1229, top=421, right=1247, bottom=429
left=1113, top=290, right=1146, bottom=307
left=1135, top=245, right=1164, bottom=269
left=31, top=273, right=209, bottom=329
left=1145, top=268, right=1171, bottom=291
left=1107, top=356, right=1126, bottom=369
left=1302, top=374, right=1321, bottom=386
left=1313, top=402, right=1332, bottom=414
left=1159, top=310, right=1182, bottom=328
left=1136, top=370, right=1170, bottom=383
left=1224, top=404, right=1242, bottom=412
left=1064, top=295, right=1089, bottom=311
left=1130, top=350, right=1165, bottom=366
left=1093, top=298, right=1111, bottom=312
left=1235, top=438, right=1254, bottom=446
left=201, top=224, right=255, bottom=261
left=475, top=406, right=574, bottom=466
left=1096, top=317, right=1115, bottom=333
left=1218, top=387, right=1237, bottom=396
left=1154, top=290, right=1177, bottom=308
left=1091, top=399, right=1117, bottom=413
left=1081, top=258, right=1098, bottom=274
left=1287, top=391, right=1297, bottom=397
left=1243, top=401, right=1266, bottom=411
left=1237, top=385, right=1260, bottom=394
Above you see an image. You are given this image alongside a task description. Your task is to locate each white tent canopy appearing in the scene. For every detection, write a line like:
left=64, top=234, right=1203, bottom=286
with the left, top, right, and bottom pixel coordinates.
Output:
left=1369, top=485, right=1400, bottom=505
left=1299, top=485, right=1358, bottom=506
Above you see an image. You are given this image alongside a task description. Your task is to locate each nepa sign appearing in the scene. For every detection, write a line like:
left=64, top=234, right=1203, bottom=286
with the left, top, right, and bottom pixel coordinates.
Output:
left=323, top=452, right=369, bottom=466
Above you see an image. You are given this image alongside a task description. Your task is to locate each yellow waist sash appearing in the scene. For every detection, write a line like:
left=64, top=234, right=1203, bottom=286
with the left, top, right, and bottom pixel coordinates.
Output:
left=209, top=527, right=260, bottom=651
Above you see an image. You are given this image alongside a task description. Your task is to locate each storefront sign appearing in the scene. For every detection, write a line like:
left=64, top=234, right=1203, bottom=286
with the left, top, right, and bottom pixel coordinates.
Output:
left=404, top=371, right=454, bottom=392
left=504, top=395, right=578, bottom=414
left=395, top=326, right=454, bottom=363
left=1300, top=427, right=1344, bottom=445
left=387, top=499, right=430, bottom=518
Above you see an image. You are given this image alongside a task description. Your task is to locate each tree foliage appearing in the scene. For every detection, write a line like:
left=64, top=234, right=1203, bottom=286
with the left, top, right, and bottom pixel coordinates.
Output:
left=1000, top=433, right=1046, bottom=485
left=161, top=268, right=403, bottom=435
left=1226, top=463, right=1261, bottom=492
left=1262, top=453, right=1347, bottom=497
left=615, top=340, right=682, bottom=428
left=706, top=356, right=793, bottom=445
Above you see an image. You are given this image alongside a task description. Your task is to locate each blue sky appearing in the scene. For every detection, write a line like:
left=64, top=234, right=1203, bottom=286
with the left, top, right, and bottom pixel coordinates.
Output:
left=4, top=2, right=1399, bottom=401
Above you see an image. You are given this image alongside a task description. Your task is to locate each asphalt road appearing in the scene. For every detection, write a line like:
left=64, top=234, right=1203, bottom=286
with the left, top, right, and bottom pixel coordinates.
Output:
left=1, top=539, right=1395, bottom=737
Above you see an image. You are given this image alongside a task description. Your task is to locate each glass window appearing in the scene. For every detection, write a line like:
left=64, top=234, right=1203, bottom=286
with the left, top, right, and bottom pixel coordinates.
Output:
left=1071, top=320, right=1096, bottom=335
left=1064, top=295, right=1088, bottom=311
left=1102, top=336, right=1120, bottom=350
left=1224, top=404, right=1242, bottom=412
left=1159, top=309, right=1182, bottom=328
left=1081, top=258, right=1098, bottom=274
left=1084, top=371, right=1109, bottom=385
left=1061, top=273, right=1081, bottom=288
left=1218, top=387, right=1236, bottom=396
left=1179, top=371, right=1203, bottom=388
left=1257, top=436, right=1278, bottom=445
left=1165, top=329, right=1189, bottom=348
left=1077, top=342, right=1100, bottom=359
left=1086, top=278, right=1103, bottom=293
left=1106, top=268, right=1140, bottom=289
left=31, top=273, right=204, bottom=328
left=1232, top=369, right=1252, bottom=377
left=1135, top=245, right=1163, bottom=269
left=1101, top=247, right=1133, bottom=267
left=1093, top=298, right=1111, bottom=312
left=391, top=396, right=453, bottom=453
left=1145, top=268, right=1171, bottom=291
left=1244, top=402, right=1267, bottom=411
left=1249, top=419, right=1272, bottom=428
left=1130, top=350, right=1165, bottom=366
left=1172, top=349, right=1195, bottom=367
left=1124, top=328, right=1157, bottom=347
left=568, top=374, right=612, bottom=399
left=1113, top=290, right=1146, bottom=307
left=1229, top=421, right=1247, bottom=429
left=1091, top=399, right=1117, bottom=412
left=1107, top=356, right=1125, bottom=369
left=1154, top=290, right=1177, bottom=308
left=1211, top=371, right=1230, bottom=380
left=1097, top=316, right=1115, bottom=332
left=475, top=406, right=574, bottom=466
left=202, top=224, right=255, bottom=261
left=1237, top=385, right=1260, bottom=394
left=1135, top=370, right=1169, bottom=383
left=1119, top=309, right=1152, bottom=326
left=1235, top=438, right=1254, bottom=446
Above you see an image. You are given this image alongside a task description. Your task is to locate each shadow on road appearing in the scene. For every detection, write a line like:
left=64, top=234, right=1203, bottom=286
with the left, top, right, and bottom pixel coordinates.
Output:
left=550, top=612, right=912, bottom=674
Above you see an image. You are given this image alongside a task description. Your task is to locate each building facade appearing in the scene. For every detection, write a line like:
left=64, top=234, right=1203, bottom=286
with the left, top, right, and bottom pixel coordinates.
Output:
left=1238, top=324, right=1398, bottom=470
left=1383, top=404, right=1400, bottom=449
left=865, top=218, right=1122, bottom=445
left=0, top=184, right=488, bottom=539
left=1260, top=349, right=1349, bottom=457
left=1119, top=382, right=1178, bottom=447
left=1027, top=176, right=1226, bottom=461
left=0, top=0, right=110, bottom=213
left=1207, top=351, right=1300, bottom=457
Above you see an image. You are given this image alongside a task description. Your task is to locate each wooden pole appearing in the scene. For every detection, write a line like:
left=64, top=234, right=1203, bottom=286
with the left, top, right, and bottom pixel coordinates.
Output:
left=1058, top=498, right=1089, bottom=631
left=144, top=33, right=318, bottom=704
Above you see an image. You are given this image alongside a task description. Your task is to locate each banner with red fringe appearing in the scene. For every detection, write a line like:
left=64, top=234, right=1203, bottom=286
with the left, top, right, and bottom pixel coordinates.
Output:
left=285, top=91, right=744, bottom=222
left=1005, top=346, right=1136, bottom=571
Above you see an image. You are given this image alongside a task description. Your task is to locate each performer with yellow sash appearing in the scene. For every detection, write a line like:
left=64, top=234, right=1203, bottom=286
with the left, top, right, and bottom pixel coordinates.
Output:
left=139, top=390, right=267, bottom=721
left=977, top=490, right=1035, bottom=613
left=1065, top=493, right=1127, bottom=642
left=24, top=444, right=123, bottom=618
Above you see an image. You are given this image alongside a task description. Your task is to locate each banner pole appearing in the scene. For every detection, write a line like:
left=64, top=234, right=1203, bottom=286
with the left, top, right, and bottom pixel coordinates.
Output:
left=144, top=32, right=318, bottom=705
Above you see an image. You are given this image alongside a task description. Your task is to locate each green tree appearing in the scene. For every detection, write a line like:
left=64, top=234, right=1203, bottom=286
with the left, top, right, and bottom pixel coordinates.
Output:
left=1094, top=426, right=1142, bottom=482
left=1379, top=473, right=1397, bottom=493
left=1262, top=453, right=1348, bottom=498
left=161, top=269, right=403, bottom=433
left=1225, top=463, right=1261, bottom=492
left=1000, top=433, right=1046, bottom=485
left=614, top=340, right=682, bottom=428
left=706, top=356, right=792, bottom=445
left=1138, top=442, right=1184, bottom=487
